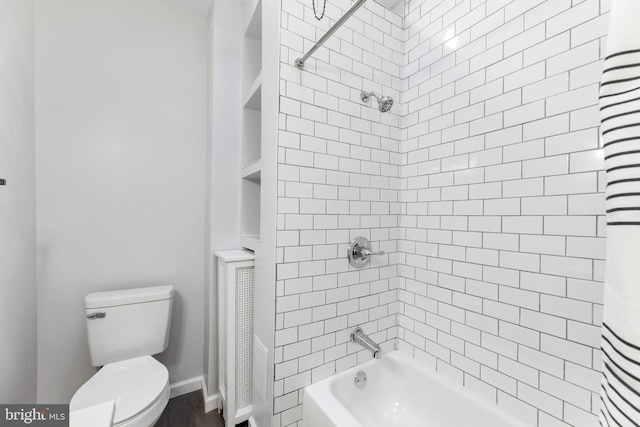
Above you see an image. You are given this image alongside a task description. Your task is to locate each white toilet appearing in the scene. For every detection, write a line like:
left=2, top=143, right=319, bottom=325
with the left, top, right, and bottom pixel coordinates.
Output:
left=70, top=285, right=174, bottom=427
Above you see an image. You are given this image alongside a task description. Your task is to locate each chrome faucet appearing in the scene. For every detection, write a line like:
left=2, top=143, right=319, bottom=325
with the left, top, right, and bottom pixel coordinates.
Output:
left=350, top=327, right=382, bottom=359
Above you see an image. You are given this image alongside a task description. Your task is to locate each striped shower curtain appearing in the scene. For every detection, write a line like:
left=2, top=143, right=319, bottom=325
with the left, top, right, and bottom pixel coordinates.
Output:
left=599, top=1, right=640, bottom=425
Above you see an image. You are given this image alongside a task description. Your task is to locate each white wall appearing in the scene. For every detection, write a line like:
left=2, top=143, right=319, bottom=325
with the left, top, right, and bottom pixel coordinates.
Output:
left=35, top=0, right=209, bottom=402
left=204, top=0, right=243, bottom=397
left=0, top=0, right=37, bottom=404
left=273, top=1, right=404, bottom=424
left=271, top=0, right=609, bottom=426
left=398, top=1, right=607, bottom=426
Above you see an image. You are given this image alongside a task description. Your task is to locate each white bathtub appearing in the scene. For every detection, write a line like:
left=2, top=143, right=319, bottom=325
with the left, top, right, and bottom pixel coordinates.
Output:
left=303, top=351, right=532, bottom=427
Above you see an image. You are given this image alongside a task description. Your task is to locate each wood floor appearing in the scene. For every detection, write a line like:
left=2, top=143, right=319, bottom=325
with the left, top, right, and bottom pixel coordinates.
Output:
left=154, top=391, right=248, bottom=427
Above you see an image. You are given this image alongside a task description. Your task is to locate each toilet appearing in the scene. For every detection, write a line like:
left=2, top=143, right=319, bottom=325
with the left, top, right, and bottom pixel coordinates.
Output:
left=70, top=285, right=174, bottom=427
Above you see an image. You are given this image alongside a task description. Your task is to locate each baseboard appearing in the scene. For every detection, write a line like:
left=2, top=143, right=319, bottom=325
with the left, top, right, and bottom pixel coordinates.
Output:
left=200, top=377, right=220, bottom=413
left=169, top=376, right=203, bottom=399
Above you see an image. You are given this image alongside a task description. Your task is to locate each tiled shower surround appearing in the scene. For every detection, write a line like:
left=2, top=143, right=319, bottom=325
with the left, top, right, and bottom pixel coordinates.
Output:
left=273, top=0, right=608, bottom=426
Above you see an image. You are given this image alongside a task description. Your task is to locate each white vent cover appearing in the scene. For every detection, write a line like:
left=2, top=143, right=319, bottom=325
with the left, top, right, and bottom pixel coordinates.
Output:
left=215, top=250, right=255, bottom=427
left=235, top=266, right=254, bottom=410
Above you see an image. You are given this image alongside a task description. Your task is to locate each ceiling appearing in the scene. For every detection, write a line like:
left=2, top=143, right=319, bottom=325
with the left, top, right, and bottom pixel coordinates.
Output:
left=162, top=0, right=405, bottom=21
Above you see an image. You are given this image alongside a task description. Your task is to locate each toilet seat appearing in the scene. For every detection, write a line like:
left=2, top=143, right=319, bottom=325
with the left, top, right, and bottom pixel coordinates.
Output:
left=70, top=355, right=170, bottom=426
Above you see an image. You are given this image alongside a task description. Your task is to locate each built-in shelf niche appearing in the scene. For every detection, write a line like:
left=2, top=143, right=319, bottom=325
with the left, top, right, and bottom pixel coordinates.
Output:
left=241, top=177, right=260, bottom=251
left=243, top=72, right=262, bottom=111
left=241, top=108, right=261, bottom=169
left=243, top=37, right=261, bottom=94
left=240, top=0, right=262, bottom=251
left=243, top=0, right=262, bottom=40
left=242, top=0, right=262, bottom=92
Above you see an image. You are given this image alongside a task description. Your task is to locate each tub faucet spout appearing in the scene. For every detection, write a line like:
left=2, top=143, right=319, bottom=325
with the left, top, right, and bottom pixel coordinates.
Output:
left=350, top=327, right=382, bottom=359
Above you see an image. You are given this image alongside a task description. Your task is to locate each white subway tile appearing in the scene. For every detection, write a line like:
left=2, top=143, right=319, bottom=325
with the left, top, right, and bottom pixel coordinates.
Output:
left=547, top=40, right=600, bottom=76
left=500, top=320, right=540, bottom=348
left=481, top=365, right=517, bottom=395
left=470, top=112, right=503, bottom=136
left=484, top=198, right=520, bottom=215
left=485, top=52, right=523, bottom=82
left=541, top=255, right=592, bottom=280
left=519, top=346, right=564, bottom=378
left=521, top=195, right=567, bottom=215
left=518, top=383, right=564, bottom=419
left=499, top=355, right=540, bottom=387
left=522, top=308, right=567, bottom=338
left=521, top=235, right=566, bottom=256
left=483, top=233, right=520, bottom=251
left=567, top=322, right=601, bottom=350
left=569, top=149, right=604, bottom=173
left=545, top=172, right=597, bottom=195
left=523, top=155, right=569, bottom=178
left=524, top=73, right=569, bottom=104
left=541, top=294, right=592, bottom=323
left=566, top=236, right=605, bottom=260
left=486, top=90, right=522, bottom=116
left=504, top=100, right=545, bottom=127
left=505, top=23, right=545, bottom=57
left=500, top=250, right=541, bottom=273
left=523, top=114, right=570, bottom=141
left=483, top=265, right=520, bottom=287
left=472, top=9, right=505, bottom=41
left=504, top=62, right=545, bottom=92
left=470, top=79, right=504, bottom=104
left=545, top=128, right=599, bottom=156
left=524, top=32, right=570, bottom=67
left=544, top=215, right=596, bottom=237
left=546, top=0, right=599, bottom=38
left=485, top=126, right=523, bottom=149
left=484, top=299, right=519, bottom=323
left=567, top=278, right=603, bottom=304
left=564, top=402, right=599, bottom=427
left=547, top=84, right=599, bottom=116
left=275, top=3, right=612, bottom=424
left=498, top=212, right=539, bottom=232
left=524, top=0, right=571, bottom=29
left=540, top=373, right=592, bottom=410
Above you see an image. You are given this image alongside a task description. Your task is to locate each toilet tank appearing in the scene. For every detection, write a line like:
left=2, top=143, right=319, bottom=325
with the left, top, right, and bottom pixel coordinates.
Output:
left=84, top=285, right=174, bottom=367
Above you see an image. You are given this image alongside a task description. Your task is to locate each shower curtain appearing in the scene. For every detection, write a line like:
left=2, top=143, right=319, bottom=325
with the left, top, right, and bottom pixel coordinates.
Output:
left=599, top=1, right=640, bottom=425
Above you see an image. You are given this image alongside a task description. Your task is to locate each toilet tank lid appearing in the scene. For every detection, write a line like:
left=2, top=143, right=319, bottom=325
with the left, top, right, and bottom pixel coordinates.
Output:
left=85, top=285, right=174, bottom=309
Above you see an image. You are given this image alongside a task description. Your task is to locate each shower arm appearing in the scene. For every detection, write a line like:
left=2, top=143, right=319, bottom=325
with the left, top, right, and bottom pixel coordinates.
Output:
left=295, top=0, right=367, bottom=70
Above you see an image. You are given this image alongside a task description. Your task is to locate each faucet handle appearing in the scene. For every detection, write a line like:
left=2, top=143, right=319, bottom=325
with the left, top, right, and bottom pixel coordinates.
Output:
left=347, top=237, right=384, bottom=268
left=360, top=248, right=385, bottom=258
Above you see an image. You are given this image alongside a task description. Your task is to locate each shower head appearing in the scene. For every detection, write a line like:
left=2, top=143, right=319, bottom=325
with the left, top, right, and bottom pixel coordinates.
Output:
left=361, top=91, right=393, bottom=113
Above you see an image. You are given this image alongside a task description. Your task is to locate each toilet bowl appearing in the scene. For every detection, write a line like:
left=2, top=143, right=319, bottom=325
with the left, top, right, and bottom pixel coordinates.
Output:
left=70, top=356, right=170, bottom=427
left=71, top=286, right=174, bottom=427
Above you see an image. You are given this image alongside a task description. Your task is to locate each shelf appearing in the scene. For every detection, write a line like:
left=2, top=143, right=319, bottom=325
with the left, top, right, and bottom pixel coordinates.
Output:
left=244, top=0, right=262, bottom=41
left=243, top=72, right=262, bottom=111
left=242, top=159, right=262, bottom=183
left=241, top=234, right=260, bottom=252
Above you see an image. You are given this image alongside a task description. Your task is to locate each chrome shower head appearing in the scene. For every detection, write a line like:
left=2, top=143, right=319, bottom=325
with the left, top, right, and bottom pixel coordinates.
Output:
left=361, top=91, right=393, bottom=112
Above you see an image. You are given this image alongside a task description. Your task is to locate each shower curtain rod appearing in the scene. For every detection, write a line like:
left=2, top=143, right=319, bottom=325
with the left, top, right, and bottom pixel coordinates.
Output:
left=294, top=0, right=367, bottom=70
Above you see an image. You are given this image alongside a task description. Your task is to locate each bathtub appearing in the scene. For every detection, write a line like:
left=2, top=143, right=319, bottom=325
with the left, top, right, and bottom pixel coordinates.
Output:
left=303, top=350, right=531, bottom=427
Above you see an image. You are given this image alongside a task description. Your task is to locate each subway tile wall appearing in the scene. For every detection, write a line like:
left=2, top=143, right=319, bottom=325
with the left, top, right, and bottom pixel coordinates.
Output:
left=273, top=1, right=404, bottom=425
left=273, top=0, right=608, bottom=426
left=398, top=0, right=607, bottom=426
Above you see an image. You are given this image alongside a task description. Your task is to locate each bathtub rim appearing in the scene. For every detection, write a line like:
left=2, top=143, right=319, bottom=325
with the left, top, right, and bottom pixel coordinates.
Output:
left=303, top=349, right=533, bottom=427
